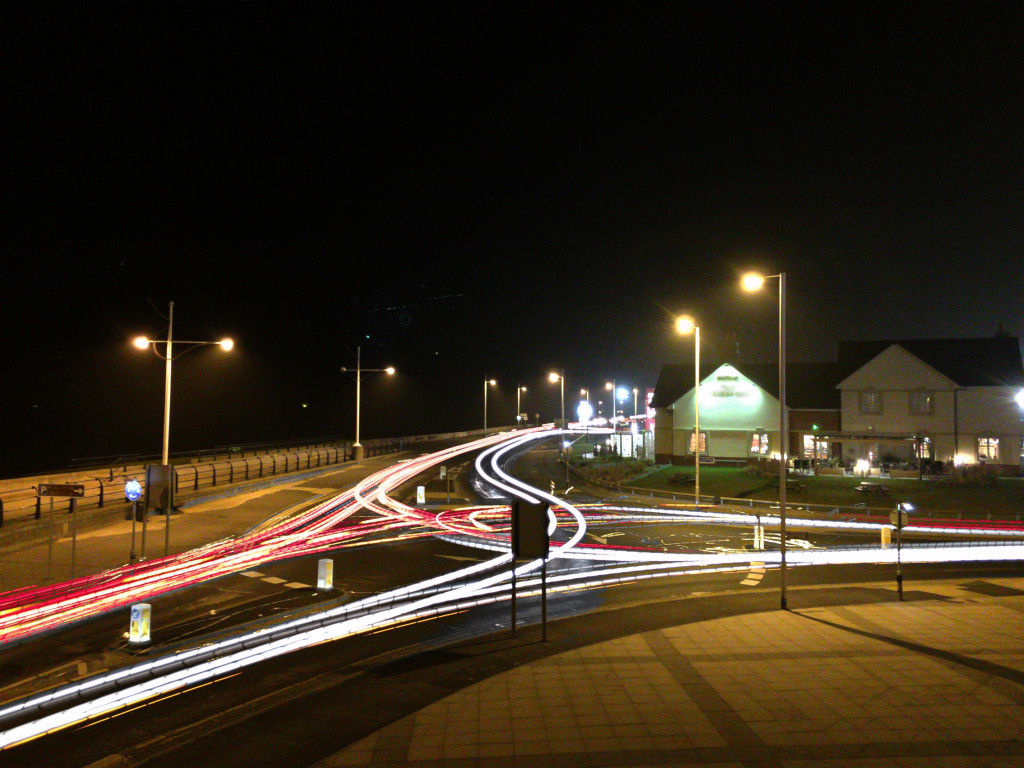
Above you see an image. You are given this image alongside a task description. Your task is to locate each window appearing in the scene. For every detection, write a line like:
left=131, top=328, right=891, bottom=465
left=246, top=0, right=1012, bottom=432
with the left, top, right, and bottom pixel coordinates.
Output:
left=910, top=390, right=933, bottom=414
left=802, top=435, right=828, bottom=459
left=916, top=437, right=932, bottom=459
left=689, top=432, right=707, bottom=454
left=977, top=437, right=999, bottom=462
left=860, top=390, right=881, bottom=414
left=750, top=433, right=769, bottom=455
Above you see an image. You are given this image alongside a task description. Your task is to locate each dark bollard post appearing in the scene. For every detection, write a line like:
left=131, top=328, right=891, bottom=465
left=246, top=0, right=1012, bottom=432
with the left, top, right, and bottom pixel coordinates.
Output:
left=212, top=464, right=218, bottom=487
left=193, top=465, right=199, bottom=490
left=35, top=495, right=42, bottom=520
left=96, top=479, right=105, bottom=508
left=229, top=462, right=234, bottom=484
left=0, top=497, right=4, bottom=527
left=271, top=455, right=277, bottom=475
left=257, top=456, right=263, bottom=478
left=244, top=459, right=249, bottom=481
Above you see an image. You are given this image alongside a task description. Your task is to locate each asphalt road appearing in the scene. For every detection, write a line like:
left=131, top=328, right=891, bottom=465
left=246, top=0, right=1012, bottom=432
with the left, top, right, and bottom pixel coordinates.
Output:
left=1, top=437, right=1020, bottom=766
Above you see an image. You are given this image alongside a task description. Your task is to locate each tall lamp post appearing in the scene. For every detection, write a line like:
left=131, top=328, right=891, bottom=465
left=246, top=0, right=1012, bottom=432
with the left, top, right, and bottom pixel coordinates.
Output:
left=516, top=386, right=527, bottom=428
left=632, top=387, right=639, bottom=418
left=483, top=378, right=497, bottom=434
left=340, top=347, right=395, bottom=461
left=675, top=316, right=701, bottom=509
left=548, top=371, right=565, bottom=426
left=605, top=380, right=620, bottom=422
left=742, top=271, right=788, bottom=610
left=133, top=301, right=234, bottom=555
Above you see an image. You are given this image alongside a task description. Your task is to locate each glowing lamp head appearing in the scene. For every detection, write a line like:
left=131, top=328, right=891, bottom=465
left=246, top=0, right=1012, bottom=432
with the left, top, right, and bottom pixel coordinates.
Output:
left=385, top=367, right=396, bottom=375
left=616, top=386, right=629, bottom=401
left=219, top=338, right=234, bottom=351
left=741, top=272, right=766, bottom=292
left=548, top=372, right=561, bottom=383
left=675, top=315, right=696, bottom=335
left=132, top=336, right=150, bottom=350
left=486, top=378, right=496, bottom=385
left=576, top=400, right=594, bottom=422
left=1016, top=388, right=1024, bottom=409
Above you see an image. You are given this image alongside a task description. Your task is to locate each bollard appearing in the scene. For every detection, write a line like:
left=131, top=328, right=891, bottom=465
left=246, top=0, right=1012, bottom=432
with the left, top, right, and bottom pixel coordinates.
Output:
left=129, top=603, right=151, bottom=644
left=317, top=559, right=334, bottom=591
left=880, top=526, right=891, bottom=549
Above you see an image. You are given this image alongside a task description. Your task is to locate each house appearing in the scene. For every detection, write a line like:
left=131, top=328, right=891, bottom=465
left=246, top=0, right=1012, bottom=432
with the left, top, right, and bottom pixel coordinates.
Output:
left=834, top=337, right=1024, bottom=473
left=651, top=361, right=840, bottom=465
left=651, top=335, right=1024, bottom=474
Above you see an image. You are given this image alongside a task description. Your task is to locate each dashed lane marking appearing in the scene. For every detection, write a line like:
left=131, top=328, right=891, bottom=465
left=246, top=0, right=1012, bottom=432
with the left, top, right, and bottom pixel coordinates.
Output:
left=262, top=576, right=287, bottom=584
left=241, top=571, right=263, bottom=578
left=741, top=562, right=766, bottom=586
left=284, top=582, right=311, bottom=589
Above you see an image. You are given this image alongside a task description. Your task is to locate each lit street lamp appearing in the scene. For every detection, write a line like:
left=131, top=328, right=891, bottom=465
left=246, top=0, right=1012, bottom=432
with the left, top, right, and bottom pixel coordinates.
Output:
left=483, top=378, right=497, bottom=434
left=133, top=300, right=234, bottom=555
left=548, top=371, right=565, bottom=425
left=742, top=270, right=789, bottom=610
left=516, top=386, right=527, bottom=428
left=675, top=315, right=701, bottom=509
left=340, top=347, right=395, bottom=461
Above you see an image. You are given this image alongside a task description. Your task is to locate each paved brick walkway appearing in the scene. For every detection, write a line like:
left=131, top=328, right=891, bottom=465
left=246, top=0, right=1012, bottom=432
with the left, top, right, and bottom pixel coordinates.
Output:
left=316, top=579, right=1024, bottom=768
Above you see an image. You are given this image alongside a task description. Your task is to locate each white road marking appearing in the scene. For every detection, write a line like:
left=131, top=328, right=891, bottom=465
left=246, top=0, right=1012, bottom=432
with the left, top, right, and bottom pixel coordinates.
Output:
left=262, top=577, right=287, bottom=584
left=284, top=582, right=311, bottom=589
left=241, top=571, right=263, bottom=578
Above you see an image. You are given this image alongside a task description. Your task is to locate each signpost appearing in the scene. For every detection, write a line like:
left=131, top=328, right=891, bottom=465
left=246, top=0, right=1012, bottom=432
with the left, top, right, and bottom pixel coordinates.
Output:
left=126, top=479, right=142, bottom=563
left=890, top=502, right=913, bottom=601
left=37, top=484, right=85, bottom=581
left=511, top=499, right=550, bottom=640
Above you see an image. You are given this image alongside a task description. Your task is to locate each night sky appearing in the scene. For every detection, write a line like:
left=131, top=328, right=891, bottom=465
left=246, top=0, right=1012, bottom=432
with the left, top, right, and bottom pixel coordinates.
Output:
left=3, top=1, right=1021, bottom=477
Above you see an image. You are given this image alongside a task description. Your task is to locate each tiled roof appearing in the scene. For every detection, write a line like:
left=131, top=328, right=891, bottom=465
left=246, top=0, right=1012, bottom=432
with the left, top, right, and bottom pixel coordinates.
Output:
left=836, top=337, right=1024, bottom=387
left=651, top=361, right=841, bottom=410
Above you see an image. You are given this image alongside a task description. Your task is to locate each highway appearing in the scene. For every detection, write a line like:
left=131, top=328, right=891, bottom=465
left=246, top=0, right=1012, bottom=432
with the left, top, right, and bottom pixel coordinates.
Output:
left=1, top=426, right=1022, bottom=765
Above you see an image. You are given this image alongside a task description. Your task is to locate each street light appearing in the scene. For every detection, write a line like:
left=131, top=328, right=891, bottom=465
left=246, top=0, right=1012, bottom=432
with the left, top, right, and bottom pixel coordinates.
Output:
left=340, top=347, right=395, bottom=461
left=605, top=380, right=619, bottom=421
left=675, top=315, right=701, bottom=510
left=632, top=387, right=639, bottom=418
left=133, top=300, right=234, bottom=555
left=548, top=371, right=565, bottom=425
left=580, top=388, right=590, bottom=403
left=516, top=386, right=527, bottom=428
left=483, top=378, right=497, bottom=434
left=742, top=270, right=788, bottom=610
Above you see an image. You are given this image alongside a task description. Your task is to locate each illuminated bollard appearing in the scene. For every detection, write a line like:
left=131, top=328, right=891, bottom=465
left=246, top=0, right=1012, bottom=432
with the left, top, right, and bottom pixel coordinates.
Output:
left=317, top=558, right=334, bottom=591
left=129, top=603, right=151, bottom=644
left=880, top=526, right=892, bottom=549
left=753, top=525, right=765, bottom=550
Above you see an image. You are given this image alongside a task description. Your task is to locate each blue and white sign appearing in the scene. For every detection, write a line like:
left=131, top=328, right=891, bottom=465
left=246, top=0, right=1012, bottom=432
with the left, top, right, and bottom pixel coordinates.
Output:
left=125, top=479, right=142, bottom=502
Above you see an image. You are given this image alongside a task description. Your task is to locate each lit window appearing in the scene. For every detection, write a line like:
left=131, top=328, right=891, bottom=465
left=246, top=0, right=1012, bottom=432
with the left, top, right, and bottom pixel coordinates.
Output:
left=910, top=390, right=933, bottom=414
left=689, top=432, right=707, bottom=454
left=977, top=437, right=999, bottom=461
left=802, top=435, right=828, bottom=459
left=750, top=433, right=769, bottom=455
left=861, top=390, right=881, bottom=414
left=916, top=437, right=932, bottom=459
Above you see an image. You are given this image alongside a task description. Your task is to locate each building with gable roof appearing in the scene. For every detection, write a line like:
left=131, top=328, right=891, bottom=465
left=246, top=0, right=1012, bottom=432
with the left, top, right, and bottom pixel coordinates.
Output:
left=651, top=334, right=1024, bottom=474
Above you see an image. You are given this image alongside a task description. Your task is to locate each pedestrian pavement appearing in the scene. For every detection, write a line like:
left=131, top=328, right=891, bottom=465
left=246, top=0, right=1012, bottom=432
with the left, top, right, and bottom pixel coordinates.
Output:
left=314, top=578, right=1024, bottom=768
left=0, top=455, right=404, bottom=594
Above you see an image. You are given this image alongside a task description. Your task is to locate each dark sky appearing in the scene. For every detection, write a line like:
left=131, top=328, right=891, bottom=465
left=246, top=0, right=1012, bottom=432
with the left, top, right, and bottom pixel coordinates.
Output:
left=3, top=1, right=1022, bottom=477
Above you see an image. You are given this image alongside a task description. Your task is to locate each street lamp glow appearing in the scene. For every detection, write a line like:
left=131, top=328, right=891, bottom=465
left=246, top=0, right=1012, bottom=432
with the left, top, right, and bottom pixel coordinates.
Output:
left=548, top=372, right=561, bottom=383
left=1016, top=388, right=1024, bottom=409
left=219, top=338, right=234, bottom=351
left=385, top=367, right=396, bottom=375
left=132, top=335, right=150, bottom=350
left=675, top=315, right=696, bottom=335
left=577, top=400, right=594, bottom=422
left=741, top=272, right=766, bottom=292
left=549, top=371, right=566, bottom=424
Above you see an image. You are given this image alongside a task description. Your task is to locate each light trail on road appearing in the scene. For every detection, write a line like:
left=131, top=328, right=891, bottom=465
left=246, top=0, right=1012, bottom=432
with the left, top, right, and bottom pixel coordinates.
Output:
left=2, top=426, right=1023, bottom=751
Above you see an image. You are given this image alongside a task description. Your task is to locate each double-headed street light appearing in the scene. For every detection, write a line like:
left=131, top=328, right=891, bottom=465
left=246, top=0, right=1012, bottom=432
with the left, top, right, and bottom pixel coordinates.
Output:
left=483, top=378, right=497, bottom=434
left=742, top=270, right=788, bottom=610
left=548, top=371, right=565, bottom=425
left=674, top=316, right=701, bottom=509
left=340, top=347, right=395, bottom=461
left=133, top=300, right=234, bottom=555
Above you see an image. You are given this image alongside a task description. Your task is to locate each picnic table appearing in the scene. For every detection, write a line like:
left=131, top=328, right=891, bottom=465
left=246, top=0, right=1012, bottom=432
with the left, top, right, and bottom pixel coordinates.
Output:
left=854, top=482, right=887, bottom=495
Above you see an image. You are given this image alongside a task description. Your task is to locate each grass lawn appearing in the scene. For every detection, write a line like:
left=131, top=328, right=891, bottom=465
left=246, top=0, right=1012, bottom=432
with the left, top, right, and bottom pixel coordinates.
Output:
left=628, top=465, right=1024, bottom=518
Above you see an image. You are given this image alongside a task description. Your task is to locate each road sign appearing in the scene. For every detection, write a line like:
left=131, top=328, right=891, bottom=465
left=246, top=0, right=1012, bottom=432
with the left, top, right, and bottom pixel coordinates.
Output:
left=125, top=479, right=142, bottom=501
left=37, top=483, right=85, bottom=498
left=890, top=509, right=909, bottom=528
